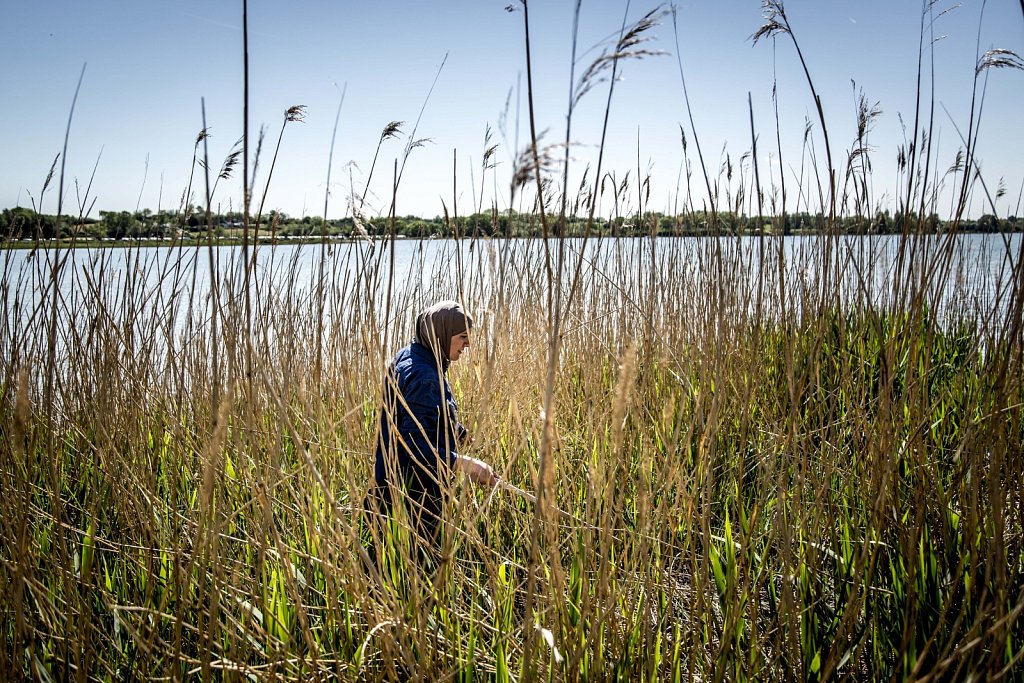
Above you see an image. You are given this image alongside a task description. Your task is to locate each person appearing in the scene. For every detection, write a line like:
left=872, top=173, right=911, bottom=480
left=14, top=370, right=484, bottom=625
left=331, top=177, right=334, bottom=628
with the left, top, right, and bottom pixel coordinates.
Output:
left=366, top=300, right=497, bottom=567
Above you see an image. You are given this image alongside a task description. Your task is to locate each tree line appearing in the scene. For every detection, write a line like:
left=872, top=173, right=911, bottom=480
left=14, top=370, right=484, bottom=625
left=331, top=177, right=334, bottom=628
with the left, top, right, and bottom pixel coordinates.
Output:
left=1, top=206, right=1019, bottom=243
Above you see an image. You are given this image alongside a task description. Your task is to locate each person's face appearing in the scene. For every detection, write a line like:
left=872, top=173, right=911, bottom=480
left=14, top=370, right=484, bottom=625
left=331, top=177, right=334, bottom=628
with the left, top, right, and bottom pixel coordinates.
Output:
left=448, top=331, right=470, bottom=361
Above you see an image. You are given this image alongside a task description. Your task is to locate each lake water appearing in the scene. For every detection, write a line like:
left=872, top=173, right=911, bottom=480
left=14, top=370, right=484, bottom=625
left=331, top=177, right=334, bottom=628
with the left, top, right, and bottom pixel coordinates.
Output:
left=3, top=234, right=1020, bottom=357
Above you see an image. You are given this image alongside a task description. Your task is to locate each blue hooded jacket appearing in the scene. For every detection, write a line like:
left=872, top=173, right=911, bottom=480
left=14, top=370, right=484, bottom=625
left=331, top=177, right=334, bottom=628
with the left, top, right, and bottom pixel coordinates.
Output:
left=373, top=341, right=467, bottom=492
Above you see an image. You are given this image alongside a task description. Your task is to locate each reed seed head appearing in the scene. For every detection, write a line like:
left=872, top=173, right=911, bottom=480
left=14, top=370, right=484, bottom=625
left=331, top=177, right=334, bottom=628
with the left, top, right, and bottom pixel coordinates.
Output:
left=380, top=120, right=404, bottom=141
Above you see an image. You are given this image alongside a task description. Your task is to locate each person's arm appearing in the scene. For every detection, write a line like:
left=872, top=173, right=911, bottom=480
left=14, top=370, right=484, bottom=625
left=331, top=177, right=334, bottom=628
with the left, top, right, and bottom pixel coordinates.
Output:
left=455, top=455, right=497, bottom=486
left=402, top=370, right=479, bottom=470
left=455, top=422, right=473, bottom=447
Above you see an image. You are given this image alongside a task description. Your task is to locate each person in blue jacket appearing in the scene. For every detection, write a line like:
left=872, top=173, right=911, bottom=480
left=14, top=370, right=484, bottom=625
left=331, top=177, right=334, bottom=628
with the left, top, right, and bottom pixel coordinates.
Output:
left=368, top=300, right=496, bottom=564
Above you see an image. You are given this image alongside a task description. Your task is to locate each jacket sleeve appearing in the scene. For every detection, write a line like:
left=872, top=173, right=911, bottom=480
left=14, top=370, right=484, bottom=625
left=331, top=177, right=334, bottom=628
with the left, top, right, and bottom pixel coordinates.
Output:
left=399, top=370, right=459, bottom=468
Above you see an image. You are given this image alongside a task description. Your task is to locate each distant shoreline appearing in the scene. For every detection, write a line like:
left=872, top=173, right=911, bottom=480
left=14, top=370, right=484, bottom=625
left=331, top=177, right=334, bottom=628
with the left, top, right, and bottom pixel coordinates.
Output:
left=0, top=236, right=366, bottom=250
left=3, top=228, right=1022, bottom=250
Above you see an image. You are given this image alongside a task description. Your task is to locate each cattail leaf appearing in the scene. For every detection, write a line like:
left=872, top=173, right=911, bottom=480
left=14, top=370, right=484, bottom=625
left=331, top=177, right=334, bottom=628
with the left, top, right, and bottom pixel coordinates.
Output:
left=80, top=520, right=96, bottom=578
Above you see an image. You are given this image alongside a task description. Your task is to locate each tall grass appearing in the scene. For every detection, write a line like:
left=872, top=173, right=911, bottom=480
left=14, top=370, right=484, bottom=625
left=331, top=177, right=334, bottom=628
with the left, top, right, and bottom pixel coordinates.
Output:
left=1, top=1, right=1023, bottom=680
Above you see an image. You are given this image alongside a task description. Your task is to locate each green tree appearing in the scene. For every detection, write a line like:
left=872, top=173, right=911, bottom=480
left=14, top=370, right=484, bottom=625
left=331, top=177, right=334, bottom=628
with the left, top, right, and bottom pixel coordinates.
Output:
left=1, top=207, right=57, bottom=239
left=100, top=210, right=140, bottom=239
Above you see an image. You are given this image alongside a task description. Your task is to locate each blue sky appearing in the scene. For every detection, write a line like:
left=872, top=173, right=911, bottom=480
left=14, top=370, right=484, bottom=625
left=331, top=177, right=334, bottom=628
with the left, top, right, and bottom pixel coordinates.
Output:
left=2, top=1, right=1021, bottom=221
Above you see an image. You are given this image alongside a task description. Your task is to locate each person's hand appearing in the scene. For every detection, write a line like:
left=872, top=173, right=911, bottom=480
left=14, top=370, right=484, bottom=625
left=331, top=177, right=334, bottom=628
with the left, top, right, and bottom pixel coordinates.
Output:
left=456, top=455, right=497, bottom=487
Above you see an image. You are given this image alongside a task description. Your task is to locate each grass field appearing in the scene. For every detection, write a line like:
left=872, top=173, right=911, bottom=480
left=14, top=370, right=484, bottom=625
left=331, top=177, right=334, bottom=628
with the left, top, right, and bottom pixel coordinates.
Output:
left=2, top=1, right=1022, bottom=680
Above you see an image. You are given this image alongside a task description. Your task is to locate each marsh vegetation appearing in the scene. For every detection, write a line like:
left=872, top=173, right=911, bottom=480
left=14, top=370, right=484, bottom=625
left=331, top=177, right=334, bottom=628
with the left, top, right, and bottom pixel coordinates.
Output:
left=2, top=1, right=1023, bottom=680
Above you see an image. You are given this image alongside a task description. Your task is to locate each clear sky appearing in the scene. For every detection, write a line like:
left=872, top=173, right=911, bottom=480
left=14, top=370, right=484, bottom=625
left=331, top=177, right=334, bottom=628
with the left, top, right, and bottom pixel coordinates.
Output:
left=2, top=1, right=1021, bottom=221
